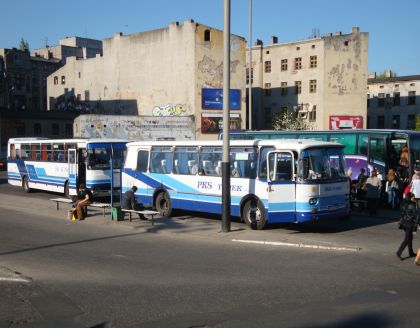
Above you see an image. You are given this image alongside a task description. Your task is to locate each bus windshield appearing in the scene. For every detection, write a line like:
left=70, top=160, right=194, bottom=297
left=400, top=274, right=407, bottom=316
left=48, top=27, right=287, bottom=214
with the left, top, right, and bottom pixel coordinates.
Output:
left=87, top=148, right=111, bottom=170
left=299, top=147, right=346, bottom=181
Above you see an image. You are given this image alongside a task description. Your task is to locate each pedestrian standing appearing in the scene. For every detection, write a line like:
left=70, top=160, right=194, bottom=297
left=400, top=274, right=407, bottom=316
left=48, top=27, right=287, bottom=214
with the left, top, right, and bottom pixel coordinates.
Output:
left=366, top=170, right=382, bottom=215
left=386, top=169, right=399, bottom=209
left=396, top=193, right=417, bottom=260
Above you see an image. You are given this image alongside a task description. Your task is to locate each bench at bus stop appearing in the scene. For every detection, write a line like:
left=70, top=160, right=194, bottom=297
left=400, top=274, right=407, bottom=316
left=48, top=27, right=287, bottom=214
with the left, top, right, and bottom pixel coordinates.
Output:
left=120, top=209, right=160, bottom=225
left=50, top=197, right=110, bottom=217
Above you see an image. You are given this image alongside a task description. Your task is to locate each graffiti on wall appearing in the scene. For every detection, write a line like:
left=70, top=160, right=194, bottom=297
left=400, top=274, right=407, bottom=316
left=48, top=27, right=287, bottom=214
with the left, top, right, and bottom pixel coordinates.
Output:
left=152, top=104, right=187, bottom=117
left=75, top=115, right=195, bottom=140
left=198, top=56, right=240, bottom=87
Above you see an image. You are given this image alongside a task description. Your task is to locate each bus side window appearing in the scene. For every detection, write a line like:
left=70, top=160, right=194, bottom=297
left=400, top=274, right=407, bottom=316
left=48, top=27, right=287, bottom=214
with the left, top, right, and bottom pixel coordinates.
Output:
left=136, top=150, right=149, bottom=172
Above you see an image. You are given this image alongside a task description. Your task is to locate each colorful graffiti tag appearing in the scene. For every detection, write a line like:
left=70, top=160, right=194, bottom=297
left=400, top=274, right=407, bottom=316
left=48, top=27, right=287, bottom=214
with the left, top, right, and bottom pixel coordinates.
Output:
left=152, top=104, right=186, bottom=117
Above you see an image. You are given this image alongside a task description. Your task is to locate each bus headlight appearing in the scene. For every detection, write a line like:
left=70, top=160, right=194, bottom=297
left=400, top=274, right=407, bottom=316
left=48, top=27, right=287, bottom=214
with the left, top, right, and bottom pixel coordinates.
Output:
left=309, top=198, right=317, bottom=205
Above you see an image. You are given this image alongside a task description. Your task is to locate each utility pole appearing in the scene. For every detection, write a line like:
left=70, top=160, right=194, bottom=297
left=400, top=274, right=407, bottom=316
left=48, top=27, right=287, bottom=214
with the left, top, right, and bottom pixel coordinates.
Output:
left=221, top=0, right=231, bottom=232
left=248, top=0, right=253, bottom=130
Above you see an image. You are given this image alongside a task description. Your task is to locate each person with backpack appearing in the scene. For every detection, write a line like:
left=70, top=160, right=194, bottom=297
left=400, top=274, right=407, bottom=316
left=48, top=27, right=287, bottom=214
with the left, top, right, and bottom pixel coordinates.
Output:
left=396, top=193, right=418, bottom=260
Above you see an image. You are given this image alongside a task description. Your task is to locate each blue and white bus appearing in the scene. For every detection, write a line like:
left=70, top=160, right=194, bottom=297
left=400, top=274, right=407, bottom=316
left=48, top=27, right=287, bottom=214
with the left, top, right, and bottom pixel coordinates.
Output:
left=222, top=129, right=420, bottom=181
left=7, top=138, right=128, bottom=197
left=122, top=139, right=350, bottom=229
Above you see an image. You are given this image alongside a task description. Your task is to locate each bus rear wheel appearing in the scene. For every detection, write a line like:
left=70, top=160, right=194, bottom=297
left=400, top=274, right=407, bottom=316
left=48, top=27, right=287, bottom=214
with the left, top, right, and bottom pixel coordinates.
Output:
left=22, top=176, right=31, bottom=193
left=155, top=192, right=172, bottom=217
left=243, top=199, right=266, bottom=230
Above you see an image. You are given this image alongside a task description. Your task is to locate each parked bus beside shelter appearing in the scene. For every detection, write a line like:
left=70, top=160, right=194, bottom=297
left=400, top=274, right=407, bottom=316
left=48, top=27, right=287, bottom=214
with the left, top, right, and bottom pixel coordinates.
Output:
left=7, top=138, right=128, bottom=197
left=122, top=139, right=350, bottom=230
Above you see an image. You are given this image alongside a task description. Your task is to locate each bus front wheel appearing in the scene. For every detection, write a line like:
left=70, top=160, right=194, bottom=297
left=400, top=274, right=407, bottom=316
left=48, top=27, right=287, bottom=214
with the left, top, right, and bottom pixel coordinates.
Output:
left=22, top=176, right=31, bottom=193
left=243, top=199, right=266, bottom=230
left=155, top=192, right=172, bottom=217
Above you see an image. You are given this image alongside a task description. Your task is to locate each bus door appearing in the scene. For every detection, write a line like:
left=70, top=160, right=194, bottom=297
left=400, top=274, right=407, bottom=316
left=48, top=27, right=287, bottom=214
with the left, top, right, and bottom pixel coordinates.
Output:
left=68, top=149, right=77, bottom=194
left=368, top=135, right=387, bottom=177
left=267, top=151, right=296, bottom=222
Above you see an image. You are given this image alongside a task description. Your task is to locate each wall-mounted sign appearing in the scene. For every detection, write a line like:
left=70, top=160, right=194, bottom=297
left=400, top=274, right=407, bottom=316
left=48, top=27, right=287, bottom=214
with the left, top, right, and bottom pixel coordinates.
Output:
left=201, top=113, right=241, bottom=134
left=202, top=88, right=241, bottom=110
left=329, top=116, right=363, bottom=130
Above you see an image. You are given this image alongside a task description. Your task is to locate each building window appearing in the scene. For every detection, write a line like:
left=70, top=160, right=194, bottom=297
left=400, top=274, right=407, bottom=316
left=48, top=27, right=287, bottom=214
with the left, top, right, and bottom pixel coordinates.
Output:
left=393, top=92, right=400, bottom=106
left=264, top=61, right=271, bottom=73
left=281, top=82, right=287, bottom=96
left=84, top=90, right=90, bottom=101
left=309, top=80, right=317, bottom=93
left=392, top=115, right=400, bottom=129
left=204, top=29, right=211, bottom=41
left=53, top=76, right=58, bottom=85
left=34, top=123, right=41, bottom=136
left=281, top=59, right=288, bottom=71
left=377, top=116, right=384, bottom=129
left=16, top=123, right=26, bottom=136
left=367, top=94, right=370, bottom=108
left=377, top=93, right=385, bottom=107
left=52, top=123, right=59, bottom=135
left=65, top=123, right=73, bottom=136
left=408, top=91, right=416, bottom=105
left=407, top=115, right=416, bottom=130
left=295, top=81, right=301, bottom=94
left=264, top=107, right=272, bottom=125
left=246, top=68, right=253, bottom=84
left=264, top=83, right=271, bottom=96
left=309, top=105, right=316, bottom=122
left=310, top=56, right=317, bottom=68
left=78, top=72, right=81, bottom=78
left=61, top=76, right=65, bottom=85
left=294, top=57, right=302, bottom=70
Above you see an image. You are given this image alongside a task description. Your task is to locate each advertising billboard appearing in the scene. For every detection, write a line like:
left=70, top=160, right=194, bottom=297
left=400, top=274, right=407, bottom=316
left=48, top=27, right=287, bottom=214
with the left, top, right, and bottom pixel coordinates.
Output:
left=202, top=88, right=241, bottom=110
left=329, top=116, right=363, bottom=130
left=201, top=113, right=241, bottom=134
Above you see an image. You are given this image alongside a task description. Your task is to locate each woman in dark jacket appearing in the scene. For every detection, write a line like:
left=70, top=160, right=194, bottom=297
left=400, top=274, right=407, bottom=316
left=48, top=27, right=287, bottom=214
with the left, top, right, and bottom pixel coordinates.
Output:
left=396, top=193, right=417, bottom=260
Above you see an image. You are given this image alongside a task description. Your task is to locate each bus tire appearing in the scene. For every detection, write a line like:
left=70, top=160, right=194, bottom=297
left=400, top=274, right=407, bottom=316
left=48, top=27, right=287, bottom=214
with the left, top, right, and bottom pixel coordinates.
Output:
left=243, top=198, right=266, bottom=230
left=155, top=192, right=172, bottom=217
left=22, top=176, right=31, bottom=193
left=64, top=182, right=70, bottom=198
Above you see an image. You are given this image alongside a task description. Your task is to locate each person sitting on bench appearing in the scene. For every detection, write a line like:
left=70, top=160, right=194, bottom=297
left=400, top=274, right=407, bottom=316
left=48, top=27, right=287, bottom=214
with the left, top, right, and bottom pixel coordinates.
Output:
left=121, top=186, right=146, bottom=220
left=74, top=183, right=93, bottom=220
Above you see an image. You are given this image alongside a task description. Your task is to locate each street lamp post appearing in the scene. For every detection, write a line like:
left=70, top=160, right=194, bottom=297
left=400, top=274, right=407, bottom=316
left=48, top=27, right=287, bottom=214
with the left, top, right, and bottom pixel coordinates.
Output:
left=221, top=0, right=231, bottom=232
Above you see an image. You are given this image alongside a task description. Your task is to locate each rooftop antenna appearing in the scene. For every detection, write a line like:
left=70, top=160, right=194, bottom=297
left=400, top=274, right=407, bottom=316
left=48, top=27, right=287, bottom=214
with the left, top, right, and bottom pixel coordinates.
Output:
left=311, top=28, right=320, bottom=38
left=44, top=37, right=49, bottom=47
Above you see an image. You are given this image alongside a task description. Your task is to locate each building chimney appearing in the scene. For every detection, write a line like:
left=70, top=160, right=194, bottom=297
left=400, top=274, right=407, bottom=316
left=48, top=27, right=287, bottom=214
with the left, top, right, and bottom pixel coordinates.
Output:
left=255, top=39, right=263, bottom=46
left=271, top=36, right=278, bottom=44
left=351, top=26, right=360, bottom=34
left=335, top=31, right=342, bottom=36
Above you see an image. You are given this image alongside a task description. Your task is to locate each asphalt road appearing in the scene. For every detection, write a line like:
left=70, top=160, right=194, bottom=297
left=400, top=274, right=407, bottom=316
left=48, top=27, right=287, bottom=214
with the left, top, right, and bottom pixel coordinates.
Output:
left=0, top=171, right=419, bottom=328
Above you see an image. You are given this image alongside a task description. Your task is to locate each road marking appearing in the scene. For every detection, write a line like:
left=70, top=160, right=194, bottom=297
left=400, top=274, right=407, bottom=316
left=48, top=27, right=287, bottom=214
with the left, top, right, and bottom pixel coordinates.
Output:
left=232, top=239, right=361, bottom=252
left=0, top=276, right=32, bottom=283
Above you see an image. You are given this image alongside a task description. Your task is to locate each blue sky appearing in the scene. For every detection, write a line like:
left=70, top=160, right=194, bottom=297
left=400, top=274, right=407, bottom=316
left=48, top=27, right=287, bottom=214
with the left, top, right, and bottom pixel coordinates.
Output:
left=1, top=0, right=419, bottom=76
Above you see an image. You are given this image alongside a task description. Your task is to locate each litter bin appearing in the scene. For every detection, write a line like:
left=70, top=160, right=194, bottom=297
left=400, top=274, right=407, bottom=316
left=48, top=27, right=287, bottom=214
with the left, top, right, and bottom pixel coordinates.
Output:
left=111, top=206, right=124, bottom=221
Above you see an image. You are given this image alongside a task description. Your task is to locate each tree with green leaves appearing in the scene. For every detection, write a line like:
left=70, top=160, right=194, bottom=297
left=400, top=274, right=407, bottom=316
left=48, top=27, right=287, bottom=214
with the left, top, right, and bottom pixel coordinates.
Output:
left=19, top=38, right=30, bottom=52
left=272, top=109, right=314, bottom=131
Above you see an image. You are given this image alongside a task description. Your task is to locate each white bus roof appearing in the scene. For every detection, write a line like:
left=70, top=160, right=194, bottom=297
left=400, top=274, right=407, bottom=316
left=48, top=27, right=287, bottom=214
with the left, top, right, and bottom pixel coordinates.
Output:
left=126, top=139, right=344, bottom=151
left=8, top=138, right=129, bottom=144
